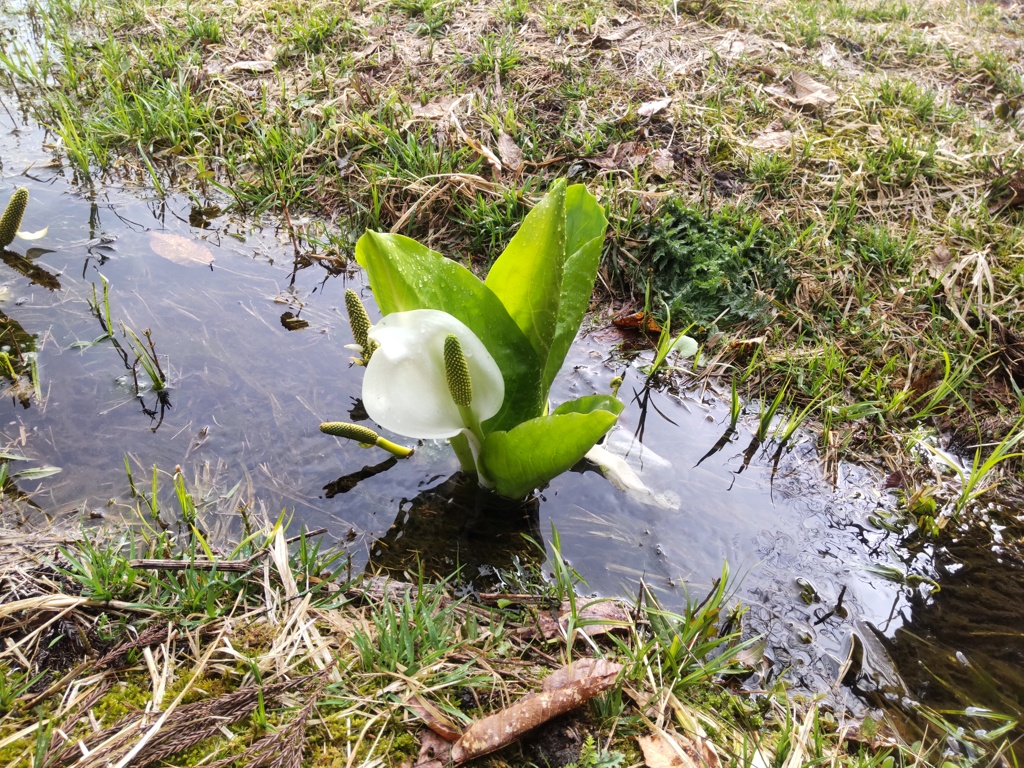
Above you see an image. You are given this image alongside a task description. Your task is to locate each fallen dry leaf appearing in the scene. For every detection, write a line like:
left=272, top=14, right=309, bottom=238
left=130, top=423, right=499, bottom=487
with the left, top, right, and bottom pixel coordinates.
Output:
left=449, top=659, right=623, bottom=764
left=790, top=71, right=838, bottom=109
left=562, top=598, right=631, bottom=638
left=542, top=658, right=622, bottom=691
left=749, top=129, right=793, bottom=151
left=415, top=728, right=453, bottom=767
left=149, top=231, right=215, bottom=267
left=590, top=21, right=642, bottom=47
left=638, top=731, right=721, bottom=768
left=537, top=598, right=632, bottom=641
left=224, top=59, right=275, bottom=73
left=410, top=96, right=456, bottom=120
left=638, top=97, right=672, bottom=118
left=928, top=244, right=953, bottom=278
left=588, top=142, right=648, bottom=171
left=649, top=148, right=674, bottom=178
left=639, top=733, right=695, bottom=768
left=497, top=132, right=523, bottom=174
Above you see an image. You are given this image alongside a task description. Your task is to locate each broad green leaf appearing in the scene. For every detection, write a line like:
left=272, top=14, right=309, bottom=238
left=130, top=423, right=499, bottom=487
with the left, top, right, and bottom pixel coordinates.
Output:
left=551, top=394, right=623, bottom=417
left=543, top=184, right=608, bottom=390
left=485, top=180, right=566, bottom=364
left=356, top=231, right=544, bottom=432
left=481, top=402, right=622, bottom=499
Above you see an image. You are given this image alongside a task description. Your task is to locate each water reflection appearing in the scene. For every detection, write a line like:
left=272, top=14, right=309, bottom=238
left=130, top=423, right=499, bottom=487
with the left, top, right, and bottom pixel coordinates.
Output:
left=363, top=472, right=542, bottom=582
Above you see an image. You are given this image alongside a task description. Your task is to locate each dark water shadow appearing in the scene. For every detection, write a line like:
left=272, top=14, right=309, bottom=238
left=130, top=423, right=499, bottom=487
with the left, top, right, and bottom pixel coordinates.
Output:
left=364, top=472, right=543, bottom=584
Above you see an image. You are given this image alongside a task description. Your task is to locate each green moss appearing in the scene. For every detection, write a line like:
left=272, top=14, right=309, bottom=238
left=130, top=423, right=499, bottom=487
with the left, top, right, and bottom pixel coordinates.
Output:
left=641, top=202, right=794, bottom=330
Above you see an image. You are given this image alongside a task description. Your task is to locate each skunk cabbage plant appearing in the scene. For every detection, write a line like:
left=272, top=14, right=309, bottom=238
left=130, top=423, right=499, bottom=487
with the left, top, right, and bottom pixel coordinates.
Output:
left=322, top=180, right=623, bottom=499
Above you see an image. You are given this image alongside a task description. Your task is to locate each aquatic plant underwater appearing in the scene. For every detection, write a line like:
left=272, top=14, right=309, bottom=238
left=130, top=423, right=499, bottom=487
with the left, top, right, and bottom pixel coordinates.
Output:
left=321, top=180, right=673, bottom=501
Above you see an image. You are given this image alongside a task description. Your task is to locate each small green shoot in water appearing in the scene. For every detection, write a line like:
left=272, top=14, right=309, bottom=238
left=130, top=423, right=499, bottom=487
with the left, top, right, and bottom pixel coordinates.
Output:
left=643, top=304, right=698, bottom=381
left=729, top=377, right=741, bottom=429
left=756, top=382, right=789, bottom=441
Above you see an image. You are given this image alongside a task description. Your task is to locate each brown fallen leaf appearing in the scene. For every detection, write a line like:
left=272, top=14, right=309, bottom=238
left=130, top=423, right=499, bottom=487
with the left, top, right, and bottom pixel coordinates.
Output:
left=587, top=142, right=648, bottom=170
left=405, top=693, right=463, bottom=741
left=790, top=71, right=838, bottom=110
left=561, top=598, right=632, bottom=639
left=928, top=244, right=953, bottom=278
left=415, top=728, right=453, bottom=767
left=638, top=730, right=721, bottom=768
left=449, top=659, right=623, bottom=764
left=650, top=148, right=674, bottom=178
left=590, top=23, right=642, bottom=47
left=542, top=658, right=622, bottom=691
left=537, top=598, right=631, bottom=641
left=410, top=95, right=456, bottom=120
left=497, top=132, right=523, bottom=174
left=149, top=231, right=215, bottom=267
left=749, top=129, right=793, bottom=151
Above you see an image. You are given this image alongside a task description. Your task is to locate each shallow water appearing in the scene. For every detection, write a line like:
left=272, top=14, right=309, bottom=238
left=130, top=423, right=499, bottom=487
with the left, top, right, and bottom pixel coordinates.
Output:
left=0, top=53, right=1021, bottom=749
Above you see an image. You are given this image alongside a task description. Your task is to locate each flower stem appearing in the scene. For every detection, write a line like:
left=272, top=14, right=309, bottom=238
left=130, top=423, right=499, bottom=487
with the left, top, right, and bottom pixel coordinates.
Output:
left=449, top=431, right=478, bottom=475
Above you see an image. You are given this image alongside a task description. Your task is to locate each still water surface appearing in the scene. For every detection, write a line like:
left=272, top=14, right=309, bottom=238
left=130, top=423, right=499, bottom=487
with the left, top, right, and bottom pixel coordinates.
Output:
left=0, top=93, right=1021, bottom=743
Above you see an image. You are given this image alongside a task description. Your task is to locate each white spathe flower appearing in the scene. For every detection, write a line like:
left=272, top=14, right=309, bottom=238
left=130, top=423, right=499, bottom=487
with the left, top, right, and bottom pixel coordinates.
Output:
left=362, top=309, right=505, bottom=440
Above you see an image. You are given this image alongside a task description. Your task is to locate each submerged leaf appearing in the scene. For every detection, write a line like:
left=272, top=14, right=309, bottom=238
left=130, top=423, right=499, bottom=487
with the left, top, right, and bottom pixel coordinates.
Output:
left=149, top=232, right=215, bottom=267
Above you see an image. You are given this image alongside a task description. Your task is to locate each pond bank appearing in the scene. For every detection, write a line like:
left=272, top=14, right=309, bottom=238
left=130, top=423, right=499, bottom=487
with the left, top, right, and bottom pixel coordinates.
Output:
left=0, top=512, right=976, bottom=767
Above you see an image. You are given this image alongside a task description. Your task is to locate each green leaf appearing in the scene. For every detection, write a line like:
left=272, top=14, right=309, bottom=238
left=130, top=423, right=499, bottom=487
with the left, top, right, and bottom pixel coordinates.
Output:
left=544, top=185, right=608, bottom=391
left=485, top=180, right=567, bottom=365
left=551, top=394, right=623, bottom=417
left=355, top=231, right=544, bottom=432
left=13, top=465, right=62, bottom=480
left=481, top=399, right=623, bottom=499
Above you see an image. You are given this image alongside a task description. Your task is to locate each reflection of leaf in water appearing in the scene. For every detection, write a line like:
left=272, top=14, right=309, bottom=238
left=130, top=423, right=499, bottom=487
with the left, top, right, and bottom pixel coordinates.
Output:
left=148, top=231, right=215, bottom=267
left=16, top=227, right=48, bottom=240
left=0, top=249, right=61, bottom=290
left=366, top=472, right=541, bottom=583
